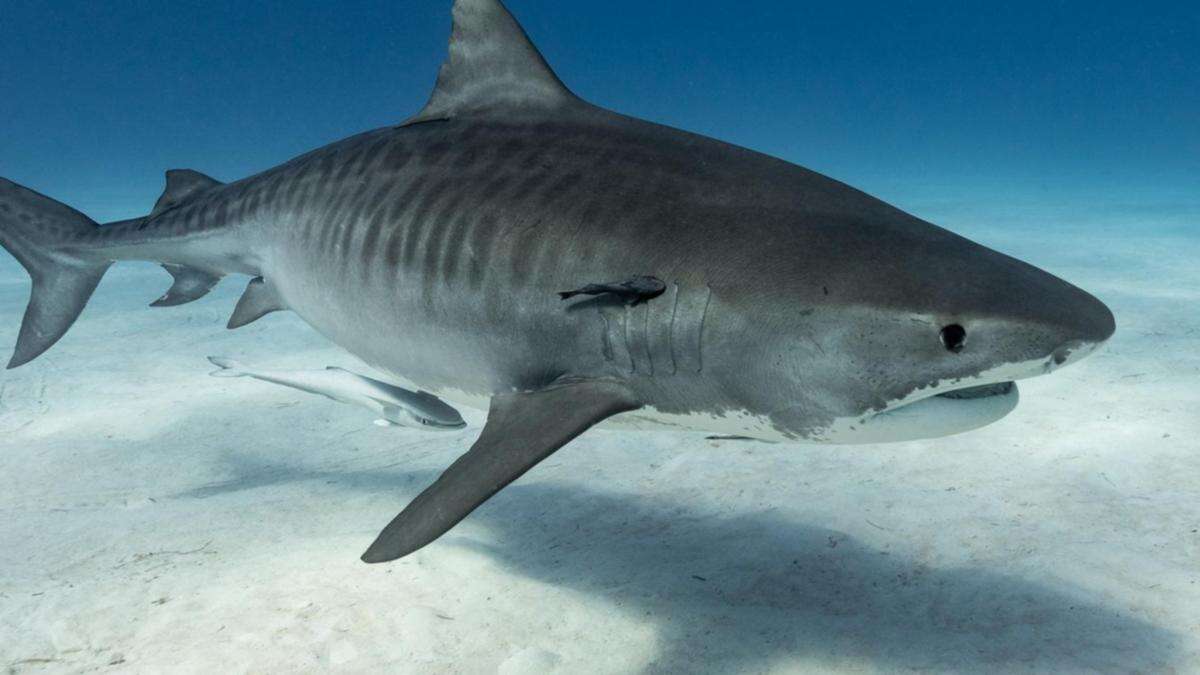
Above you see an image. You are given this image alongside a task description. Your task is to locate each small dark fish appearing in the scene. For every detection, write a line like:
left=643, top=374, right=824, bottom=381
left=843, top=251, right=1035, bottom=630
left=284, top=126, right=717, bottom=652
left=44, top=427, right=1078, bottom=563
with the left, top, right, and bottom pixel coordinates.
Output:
left=558, top=275, right=666, bottom=305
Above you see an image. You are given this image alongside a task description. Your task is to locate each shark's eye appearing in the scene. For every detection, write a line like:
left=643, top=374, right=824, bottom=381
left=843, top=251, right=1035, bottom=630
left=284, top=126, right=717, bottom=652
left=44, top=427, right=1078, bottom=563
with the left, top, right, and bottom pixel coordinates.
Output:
left=940, top=324, right=967, bottom=353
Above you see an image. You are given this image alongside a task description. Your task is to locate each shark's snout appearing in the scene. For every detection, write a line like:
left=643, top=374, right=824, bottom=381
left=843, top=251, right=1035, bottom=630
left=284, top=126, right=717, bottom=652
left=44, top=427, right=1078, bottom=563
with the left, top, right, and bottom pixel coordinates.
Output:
left=1046, top=287, right=1115, bottom=368
left=1075, top=291, right=1117, bottom=346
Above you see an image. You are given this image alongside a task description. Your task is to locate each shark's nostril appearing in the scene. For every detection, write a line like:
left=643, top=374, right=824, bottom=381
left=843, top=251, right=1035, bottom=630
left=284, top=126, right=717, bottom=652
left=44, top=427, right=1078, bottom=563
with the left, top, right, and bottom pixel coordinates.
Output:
left=1052, top=344, right=1074, bottom=366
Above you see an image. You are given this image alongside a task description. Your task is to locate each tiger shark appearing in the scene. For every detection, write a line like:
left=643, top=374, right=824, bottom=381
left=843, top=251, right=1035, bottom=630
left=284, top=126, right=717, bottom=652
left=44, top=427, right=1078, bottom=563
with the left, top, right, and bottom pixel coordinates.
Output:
left=0, top=0, right=1114, bottom=563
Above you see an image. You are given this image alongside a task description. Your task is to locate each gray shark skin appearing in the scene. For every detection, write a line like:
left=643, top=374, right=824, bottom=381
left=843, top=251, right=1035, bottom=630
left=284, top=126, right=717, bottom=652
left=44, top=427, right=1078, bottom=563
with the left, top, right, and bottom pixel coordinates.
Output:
left=0, top=0, right=1114, bottom=563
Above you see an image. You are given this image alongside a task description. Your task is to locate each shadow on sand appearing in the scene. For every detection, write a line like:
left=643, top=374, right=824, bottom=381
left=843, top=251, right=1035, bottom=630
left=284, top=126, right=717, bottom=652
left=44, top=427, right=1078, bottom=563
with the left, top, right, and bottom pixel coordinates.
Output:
left=179, top=450, right=1181, bottom=673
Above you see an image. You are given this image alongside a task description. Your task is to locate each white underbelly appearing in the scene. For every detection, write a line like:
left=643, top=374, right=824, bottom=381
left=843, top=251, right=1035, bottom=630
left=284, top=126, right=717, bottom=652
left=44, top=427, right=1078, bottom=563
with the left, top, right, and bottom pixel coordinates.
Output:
left=366, top=366, right=788, bottom=442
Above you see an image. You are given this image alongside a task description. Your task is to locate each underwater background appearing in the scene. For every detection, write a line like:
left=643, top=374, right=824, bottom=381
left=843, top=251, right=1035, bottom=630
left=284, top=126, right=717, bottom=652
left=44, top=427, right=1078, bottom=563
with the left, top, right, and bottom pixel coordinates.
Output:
left=1, top=1, right=1197, bottom=672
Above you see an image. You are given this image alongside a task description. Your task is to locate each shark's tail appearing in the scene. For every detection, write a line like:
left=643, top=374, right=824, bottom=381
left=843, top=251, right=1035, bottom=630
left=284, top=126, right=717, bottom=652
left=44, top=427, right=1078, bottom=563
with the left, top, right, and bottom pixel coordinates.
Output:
left=0, top=179, right=112, bottom=369
left=207, top=356, right=249, bottom=377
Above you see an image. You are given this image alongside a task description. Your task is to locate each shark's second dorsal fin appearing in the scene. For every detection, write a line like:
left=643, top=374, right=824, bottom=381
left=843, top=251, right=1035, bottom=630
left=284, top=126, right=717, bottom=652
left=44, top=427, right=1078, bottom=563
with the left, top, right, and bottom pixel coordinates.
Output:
left=404, top=0, right=580, bottom=126
left=150, top=169, right=222, bottom=218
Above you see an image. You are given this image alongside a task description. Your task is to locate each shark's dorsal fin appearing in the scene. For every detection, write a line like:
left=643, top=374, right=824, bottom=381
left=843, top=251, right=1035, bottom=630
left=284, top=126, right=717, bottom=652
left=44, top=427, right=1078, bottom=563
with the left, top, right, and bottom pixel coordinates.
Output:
left=404, top=0, right=580, bottom=125
left=150, top=169, right=222, bottom=218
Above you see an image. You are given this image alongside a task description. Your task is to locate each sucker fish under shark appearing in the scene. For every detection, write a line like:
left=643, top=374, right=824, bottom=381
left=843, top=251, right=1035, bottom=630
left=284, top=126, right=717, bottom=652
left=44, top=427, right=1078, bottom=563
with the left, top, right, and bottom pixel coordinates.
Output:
left=206, top=356, right=467, bottom=430
left=0, top=0, right=1115, bottom=563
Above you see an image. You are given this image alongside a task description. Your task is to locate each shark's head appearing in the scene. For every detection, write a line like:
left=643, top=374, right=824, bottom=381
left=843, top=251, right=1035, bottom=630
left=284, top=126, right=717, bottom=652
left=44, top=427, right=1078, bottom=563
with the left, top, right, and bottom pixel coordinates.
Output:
left=724, top=209, right=1116, bottom=444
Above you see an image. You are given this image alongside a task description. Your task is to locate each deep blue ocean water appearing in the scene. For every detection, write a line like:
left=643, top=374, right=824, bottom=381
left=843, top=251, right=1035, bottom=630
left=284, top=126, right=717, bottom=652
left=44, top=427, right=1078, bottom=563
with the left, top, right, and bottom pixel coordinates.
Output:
left=2, top=1, right=1196, bottom=225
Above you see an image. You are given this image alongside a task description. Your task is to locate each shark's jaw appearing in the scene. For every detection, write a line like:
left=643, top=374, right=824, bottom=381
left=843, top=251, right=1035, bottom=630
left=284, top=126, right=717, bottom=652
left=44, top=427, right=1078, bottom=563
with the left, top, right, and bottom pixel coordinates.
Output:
left=811, top=337, right=1107, bottom=444
left=934, top=381, right=1016, bottom=400
left=797, top=382, right=1020, bottom=445
left=843, top=380, right=1022, bottom=443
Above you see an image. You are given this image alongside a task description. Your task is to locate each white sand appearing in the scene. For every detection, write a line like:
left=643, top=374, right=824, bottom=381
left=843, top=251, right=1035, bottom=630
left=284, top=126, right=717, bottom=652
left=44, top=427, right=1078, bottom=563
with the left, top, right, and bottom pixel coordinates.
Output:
left=0, top=201, right=1197, bottom=673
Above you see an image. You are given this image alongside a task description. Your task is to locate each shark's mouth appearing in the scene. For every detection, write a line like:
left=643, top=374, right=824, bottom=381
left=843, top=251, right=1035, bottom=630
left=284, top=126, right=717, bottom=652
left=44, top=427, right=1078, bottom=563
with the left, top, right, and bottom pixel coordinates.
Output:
left=935, top=381, right=1016, bottom=400
left=840, top=379, right=1021, bottom=444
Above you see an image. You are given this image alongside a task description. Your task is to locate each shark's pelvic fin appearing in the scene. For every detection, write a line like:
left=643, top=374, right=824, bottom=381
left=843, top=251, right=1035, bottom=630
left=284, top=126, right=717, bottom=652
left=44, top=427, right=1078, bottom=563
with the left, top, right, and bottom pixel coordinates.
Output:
left=0, top=179, right=111, bottom=369
left=227, top=277, right=286, bottom=329
left=403, top=0, right=581, bottom=126
left=149, top=169, right=223, bottom=218
left=360, top=379, right=641, bottom=563
left=151, top=263, right=223, bottom=307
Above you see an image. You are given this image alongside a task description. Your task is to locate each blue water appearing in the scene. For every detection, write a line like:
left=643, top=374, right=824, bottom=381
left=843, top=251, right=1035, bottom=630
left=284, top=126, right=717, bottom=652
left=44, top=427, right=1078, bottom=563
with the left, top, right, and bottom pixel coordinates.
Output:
left=1, top=1, right=1196, bottom=223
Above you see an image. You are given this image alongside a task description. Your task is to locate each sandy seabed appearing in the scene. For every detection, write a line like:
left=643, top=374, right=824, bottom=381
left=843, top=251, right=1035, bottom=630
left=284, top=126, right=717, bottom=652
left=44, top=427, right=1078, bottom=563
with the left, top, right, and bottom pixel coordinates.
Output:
left=0, top=200, right=1196, bottom=673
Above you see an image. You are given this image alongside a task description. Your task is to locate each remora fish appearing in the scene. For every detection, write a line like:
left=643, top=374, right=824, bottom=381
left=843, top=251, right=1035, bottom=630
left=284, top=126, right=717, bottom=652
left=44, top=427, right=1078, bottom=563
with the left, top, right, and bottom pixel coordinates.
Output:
left=206, top=357, right=466, bottom=430
left=0, top=0, right=1114, bottom=563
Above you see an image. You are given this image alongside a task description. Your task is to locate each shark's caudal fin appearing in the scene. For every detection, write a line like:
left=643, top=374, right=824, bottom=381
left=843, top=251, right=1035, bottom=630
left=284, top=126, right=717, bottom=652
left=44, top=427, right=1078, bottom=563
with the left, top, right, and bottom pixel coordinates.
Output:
left=0, top=179, right=112, bottom=369
left=0, top=171, right=232, bottom=367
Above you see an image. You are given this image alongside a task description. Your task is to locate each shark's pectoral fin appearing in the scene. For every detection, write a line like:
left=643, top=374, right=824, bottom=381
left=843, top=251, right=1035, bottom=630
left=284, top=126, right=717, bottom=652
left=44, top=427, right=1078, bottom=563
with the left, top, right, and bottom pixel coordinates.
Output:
left=150, top=264, right=222, bottom=307
left=361, top=379, right=641, bottom=563
left=227, top=276, right=286, bottom=329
